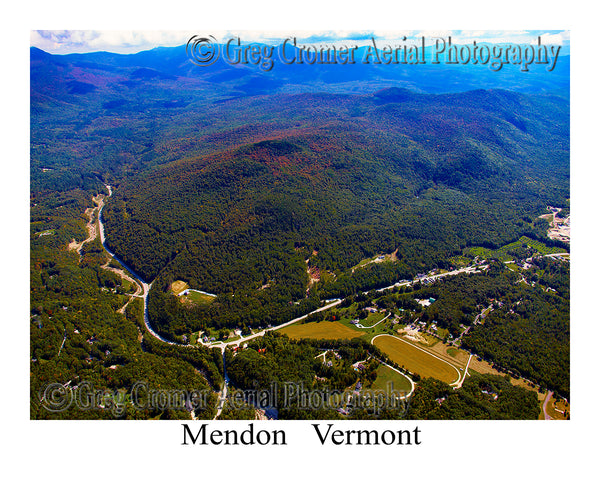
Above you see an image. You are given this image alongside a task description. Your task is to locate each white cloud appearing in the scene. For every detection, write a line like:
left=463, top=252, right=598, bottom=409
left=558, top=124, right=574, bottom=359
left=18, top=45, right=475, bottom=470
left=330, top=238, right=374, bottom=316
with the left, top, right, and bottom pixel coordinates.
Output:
left=31, top=29, right=570, bottom=54
left=31, top=30, right=198, bottom=54
left=414, top=30, right=454, bottom=39
left=537, top=31, right=570, bottom=46
left=442, top=30, right=569, bottom=46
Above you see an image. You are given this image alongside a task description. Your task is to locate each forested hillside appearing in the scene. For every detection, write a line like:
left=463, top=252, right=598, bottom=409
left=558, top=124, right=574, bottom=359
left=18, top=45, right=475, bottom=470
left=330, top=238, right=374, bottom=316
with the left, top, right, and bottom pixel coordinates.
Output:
left=30, top=43, right=570, bottom=419
left=30, top=189, right=221, bottom=419
left=98, top=89, right=569, bottom=339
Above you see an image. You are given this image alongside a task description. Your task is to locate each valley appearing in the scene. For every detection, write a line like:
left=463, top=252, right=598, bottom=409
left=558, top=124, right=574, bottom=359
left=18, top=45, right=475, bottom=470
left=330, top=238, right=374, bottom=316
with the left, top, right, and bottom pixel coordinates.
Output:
left=30, top=41, right=570, bottom=421
left=85, top=182, right=568, bottom=419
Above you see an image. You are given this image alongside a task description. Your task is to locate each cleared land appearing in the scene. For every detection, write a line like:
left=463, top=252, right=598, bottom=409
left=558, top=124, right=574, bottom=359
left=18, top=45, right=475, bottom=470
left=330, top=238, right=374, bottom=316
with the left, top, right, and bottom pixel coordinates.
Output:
left=170, top=280, right=189, bottom=295
left=350, top=250, right=398, bottom=272
left=445, top=347, right=462, bottom=359
left=360, top=311, right=386, bottom=327
left=279, top=321, right=366, bottom=340
left=468, top=356, right=546, bottom=403
left=371, top=364, right=413, bottom=393
left=465, top=235, right=566, bottom=262
left=425, top=342, right=469, bottom=368
left=170, top=281, right=216, bottom=306
left=546, top=394, right=570, bottom=420
left=373, top=335, right=460, bottom=384
left=185, top=290, right=216, bottom=305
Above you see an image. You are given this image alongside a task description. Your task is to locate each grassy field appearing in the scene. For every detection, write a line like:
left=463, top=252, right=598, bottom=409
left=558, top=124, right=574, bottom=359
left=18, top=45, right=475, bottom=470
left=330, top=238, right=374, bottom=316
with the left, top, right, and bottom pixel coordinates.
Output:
left=350, top=252, right=396, bottom=271
left=170, top=280, right=216, bottom=305
left=279, top=321, right=366, bottom=340
left=467, top=356, right=546, bottom=404
left=446, top=347, right=460, bottom=358
left=337, top=314, right=396, bottom=343
left=373, top=335, right=460, bottom=384
left=519, top=236, right=566, bottom=255
left=467, top=356, right=504, bottom=377
left=371, top=364, right=413, bottom=394
left=546, top=395, right=570, bottom=420
left=448, top=255, right=472, bottom=267
left=120, top=276, right=138, bottom=294
left=186, top=290, right=216, bottom=305
left=419, top=333, right=440, bottom=347
left=360, top=311, right=386, bottom=327
left=465, top=236, right=566, bottom=262
left=352, top=257, right=374, bottom=269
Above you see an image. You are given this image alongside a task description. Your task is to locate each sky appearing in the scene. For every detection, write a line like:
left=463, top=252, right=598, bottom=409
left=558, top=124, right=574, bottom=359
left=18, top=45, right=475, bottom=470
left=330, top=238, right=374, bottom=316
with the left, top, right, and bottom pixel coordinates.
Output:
left=30, top=29, right=570, bottom=55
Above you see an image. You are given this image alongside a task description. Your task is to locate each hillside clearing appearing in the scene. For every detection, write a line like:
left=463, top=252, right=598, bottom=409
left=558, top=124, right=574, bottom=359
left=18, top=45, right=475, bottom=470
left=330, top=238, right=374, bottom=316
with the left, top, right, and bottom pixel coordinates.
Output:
left=279, top=321, right=366, bottom=340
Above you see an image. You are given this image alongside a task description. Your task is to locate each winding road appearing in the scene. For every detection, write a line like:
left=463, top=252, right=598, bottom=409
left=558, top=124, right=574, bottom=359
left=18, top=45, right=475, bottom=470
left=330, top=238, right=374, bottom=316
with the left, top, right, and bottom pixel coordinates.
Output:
left=542, top=391, right=554, bottom=420
left=93, top=183, right=481, bottom=412
left=212, top=347, right=229, bottom=420
left=96, top=184, right=487, bottom=355
left=355, top=312, right=391, bottom=329
left=95, top=184, right=343, bottom=351
left=96, top=185, right=172, bottom=345
left=94, top=185, right=340, bottom=416
left=206, top=299, right=343, bottom=350
left=92, top=185, right=568, bottom=416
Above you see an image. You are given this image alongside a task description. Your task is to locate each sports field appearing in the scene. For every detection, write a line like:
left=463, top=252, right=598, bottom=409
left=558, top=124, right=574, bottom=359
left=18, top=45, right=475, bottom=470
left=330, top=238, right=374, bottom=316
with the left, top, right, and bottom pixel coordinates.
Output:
left=279, top=321, right=366, bottom=340
left=372, top=335, right=460, bottom=384
left=170, top=280, right=188, bottom=295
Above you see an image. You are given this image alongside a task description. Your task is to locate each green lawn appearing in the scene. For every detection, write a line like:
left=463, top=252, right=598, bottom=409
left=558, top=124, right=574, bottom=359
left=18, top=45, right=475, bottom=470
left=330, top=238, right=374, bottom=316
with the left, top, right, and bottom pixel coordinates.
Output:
left=360, top=311, right=386, bottom=327
left=186, top=290, right=217, bottom=305
left=446, top=347, right=460, bottom=358
left=119, top=276, right=138, bottom=294
left=371, top=364, right=413, bottom=394
left=338, top=315, right=396, bottom=343
left=449, top=255, right=472, bottom=267
left=352, top=257, right=374, bottom=269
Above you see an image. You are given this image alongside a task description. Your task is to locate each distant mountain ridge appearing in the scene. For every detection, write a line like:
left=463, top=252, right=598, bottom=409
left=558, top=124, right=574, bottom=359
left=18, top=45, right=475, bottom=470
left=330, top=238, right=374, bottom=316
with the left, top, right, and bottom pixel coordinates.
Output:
left=30, top=41, right=569, bottom=341
left=30, top=43, right=570, bottom=97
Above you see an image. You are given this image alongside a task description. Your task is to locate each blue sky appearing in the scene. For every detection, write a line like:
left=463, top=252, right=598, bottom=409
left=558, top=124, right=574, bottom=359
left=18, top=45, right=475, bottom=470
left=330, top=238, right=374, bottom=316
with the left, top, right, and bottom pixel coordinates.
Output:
left=31, top=30, right=570, bottom=55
